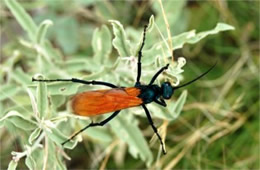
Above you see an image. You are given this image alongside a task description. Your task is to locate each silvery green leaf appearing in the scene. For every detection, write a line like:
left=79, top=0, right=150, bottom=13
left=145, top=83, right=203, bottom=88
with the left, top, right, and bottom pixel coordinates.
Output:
left=76, top=119, right=113, bottom=143
left=25, top=147, right=44, bottom=169
left=92, top=25, right=112, bottom=63
left=10, top=68, right=31, bottom=87
left=25, top=154, right=36, bottom=170
left=146, top=104, right=172, bottom=120
left=55, top=16, right=79, bottom=54
left=147, top=15, right=155, bottom=32
left=111, top=114, right=153, bottom=166
left=165, top=57, right=186, bottom=86
left=4, top=0, right=37, bottom=41
left=43, top=82, right=80, bottom=96
left=62, top=58, right=100, bottom=73
left=36, top=20, right=53, bottom=45
left=0, top=84, right=21, bottom=101
left=49, top=95, right=66, bottom=111
left=7, top=160, right=18, bottom=170
left=168, top=90, right=188, bottom=119
left=134, top=15, right=155, bottom=57
left=44, top=122, right=77, bottom=149
left=0, top=111, right=37, bottom=130
left=184, top=23, right=235, bottom=45
left=109, top=20, right=132, bottom=57
left=29, top=128, right=42, bottom=145
left=26, top=88, right=40, bottom=120
left=35, top=75, right=48, bottom=118
left=152, top=0, right=186, bottom=33
left=43, top=41, right=63, bottom=61
left=45, top=140, right=67, bottom=170
left=80, top=125, right=113, bottom=144
left=143, top=23, right=234, bottom=66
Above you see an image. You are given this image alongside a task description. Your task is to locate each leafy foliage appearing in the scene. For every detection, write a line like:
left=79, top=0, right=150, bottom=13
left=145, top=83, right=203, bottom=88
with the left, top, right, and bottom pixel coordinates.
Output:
left=1, top=0, right=258, bottom=169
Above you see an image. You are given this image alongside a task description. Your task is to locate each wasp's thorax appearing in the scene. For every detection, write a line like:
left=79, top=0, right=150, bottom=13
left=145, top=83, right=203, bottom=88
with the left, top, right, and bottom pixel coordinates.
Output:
left=138, top=82, right=174, bottom=104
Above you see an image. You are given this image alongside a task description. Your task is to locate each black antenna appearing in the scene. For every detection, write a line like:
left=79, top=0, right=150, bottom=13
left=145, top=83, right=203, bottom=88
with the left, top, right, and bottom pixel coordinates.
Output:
left=173, top=62, right=217, bottom=90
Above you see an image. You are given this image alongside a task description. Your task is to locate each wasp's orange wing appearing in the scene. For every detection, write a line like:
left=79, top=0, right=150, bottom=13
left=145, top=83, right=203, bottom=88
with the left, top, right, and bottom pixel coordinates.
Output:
left=71, top=87, right=143, bottom=116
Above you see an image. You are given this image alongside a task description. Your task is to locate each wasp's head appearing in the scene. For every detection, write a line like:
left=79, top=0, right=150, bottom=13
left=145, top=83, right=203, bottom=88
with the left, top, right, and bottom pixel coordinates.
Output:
left=161, top=82, right=174, bottom=99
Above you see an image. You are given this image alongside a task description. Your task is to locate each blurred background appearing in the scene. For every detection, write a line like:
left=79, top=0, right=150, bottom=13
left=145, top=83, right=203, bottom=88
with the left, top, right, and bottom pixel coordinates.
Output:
left=0, top=0, right=259, bottom=169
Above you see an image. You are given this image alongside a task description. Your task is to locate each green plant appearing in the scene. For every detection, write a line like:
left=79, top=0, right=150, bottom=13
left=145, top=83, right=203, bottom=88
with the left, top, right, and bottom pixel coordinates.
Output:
left=3, top=0, right=257, bottom=169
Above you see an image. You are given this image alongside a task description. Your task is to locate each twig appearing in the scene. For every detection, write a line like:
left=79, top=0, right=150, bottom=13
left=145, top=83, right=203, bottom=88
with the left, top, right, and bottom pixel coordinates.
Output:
left=157, top=0, right=174, bottom=61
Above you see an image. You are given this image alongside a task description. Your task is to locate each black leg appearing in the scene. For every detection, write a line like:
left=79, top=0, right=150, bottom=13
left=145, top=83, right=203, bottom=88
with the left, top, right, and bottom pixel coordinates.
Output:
left=149, top=64, right=169, bottom=85
left=154, top=98, right=167, bottom=107
left=135, top=25, right=148, bottom=86
left=32, top=77, right=118, bottom=88
left=142, top=104, right=167, bottom=154
left=62, top=110, right=121, bottom=146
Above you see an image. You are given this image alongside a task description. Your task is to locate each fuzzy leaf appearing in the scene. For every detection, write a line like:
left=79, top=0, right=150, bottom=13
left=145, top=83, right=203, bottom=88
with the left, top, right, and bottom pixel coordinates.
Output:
left=168, top=90, right=188, bottom=119
left=55, top=16, right=79, bottom=54
left=7, top=160, right=18, bottom=170
left=4, top=0, right=37, bottom=41
left=92, top=25, right=112, bottom=63
left=0, top=84, right=21, bottom=101
left=77, top=119, right=113, bottom=143
left=147, top=15, right=155, bottom=32
left=29, top=128, right=42, bottom=145
left=153, top=0, right=186, bottom=33
left=25, top=153, right=37, bottom=170
left=62, top=58, right=100, bottom=73
left=44, top=122, right=77, bottom=149
left=173, top=23, right=235, bottom=49
left=10, top=68, right=31, bottom=87
left=46, top=139, right=67, bottom=170
left=0, top=111, right=37, bottom=130
left=42, top=82, right=80, bottom=96
left=36, top=20, right=53, bottom=45
left=109, top=20, right=132, bottom=57
left=134, top=15, right=155, bottom=57
left=36, top=75, right=48, bottom=118
left=143, top=22, right=235, bottom=65
left=111, top=114, right=153, bottom=166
